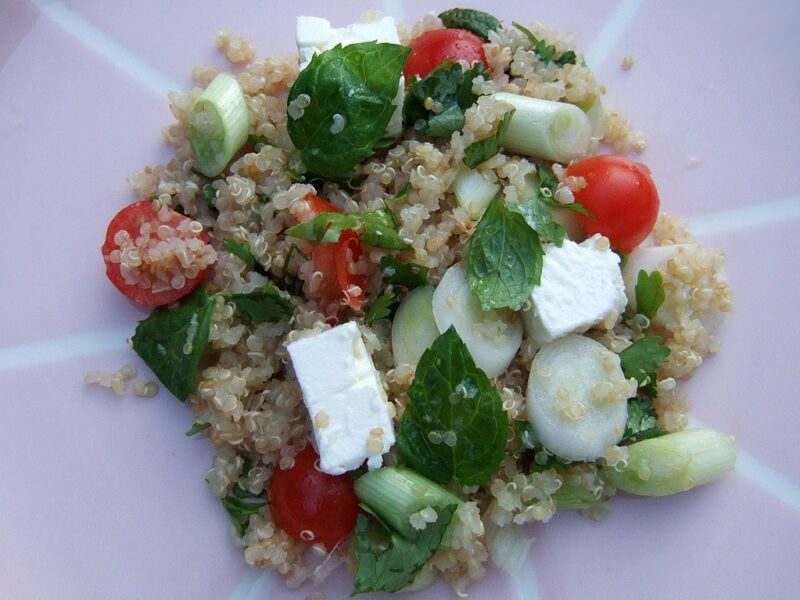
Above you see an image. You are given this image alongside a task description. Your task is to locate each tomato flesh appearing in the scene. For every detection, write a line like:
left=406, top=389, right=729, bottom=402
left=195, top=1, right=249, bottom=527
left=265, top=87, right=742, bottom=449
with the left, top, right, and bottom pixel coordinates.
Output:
left=403, top=28, right=488, bottom=80
left=268, top=446, right=360, bottom=550
left=566, top=155, right=660, bottom=253
left=101, top=200, right=213, bottom=306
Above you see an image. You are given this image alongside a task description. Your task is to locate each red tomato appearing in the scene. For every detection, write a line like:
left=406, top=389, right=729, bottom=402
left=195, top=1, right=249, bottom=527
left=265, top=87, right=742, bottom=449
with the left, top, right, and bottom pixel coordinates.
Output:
left=101, top=200, right=213, bottom=306
left=403, top=28, right=488, bottom=80
left=297, top=194, right=340, bottom=223
left=268, top=446, right=360, bottom=550
left=566, top=155, right=660, bottom=253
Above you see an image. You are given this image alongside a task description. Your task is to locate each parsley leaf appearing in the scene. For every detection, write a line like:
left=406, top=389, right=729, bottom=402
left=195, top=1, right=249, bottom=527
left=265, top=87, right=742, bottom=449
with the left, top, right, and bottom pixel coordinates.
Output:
left=380, top=256, right=429, bottom=289
left=404, top=61, right=486, bottom=138
left=225, top=285, right=293, bottom=324
left=622, top=397, right=665, bottom=443
left=364, top=288, right=396, bottom=325
left=635, top=269, right=666, bottom=321
left=512, top=22, right=577, bottom=67
left=438, top=8, right=500, bottom=41
left=463, top=109, right=515, bottom=168
left=466, top=200, right=543, bottom=310
left=202, top=183, right=218, bottom=213
left=384, top=182, right=412, bottom=206
left=396, top=327, right=507, bottom=486
left=285, top=209, right=409, bottom=250
left=619, top=336, right=671, bottom=386
left=223, top=237, right=257, bottom=269
left=512, top=420, right=572, bottom=469
left=221, top=484, right=267, bottom=538
left=507, top=194, right=567, bottom=246
left=286, top=42, right=411, bottom=180
left=351, top=504, right=457, bottom=595
left=185, top=422, right=210, bottom=437
left=132, top=286, right=216, bottom=401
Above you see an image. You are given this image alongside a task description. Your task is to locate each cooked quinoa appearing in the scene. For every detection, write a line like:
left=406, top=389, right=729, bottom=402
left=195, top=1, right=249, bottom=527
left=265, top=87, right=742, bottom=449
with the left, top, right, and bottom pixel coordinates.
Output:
left=106, top=10, right=735, bottom=596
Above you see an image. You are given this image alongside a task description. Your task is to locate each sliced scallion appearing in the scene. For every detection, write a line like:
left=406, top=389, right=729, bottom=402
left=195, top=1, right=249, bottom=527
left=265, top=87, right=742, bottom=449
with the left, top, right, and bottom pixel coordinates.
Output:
left=602, top=428, right=736, bottom=497
left=493, top=92, right=591, bottom=163
left=451, top=165, right=501, bottom=220
left=552, top=483, right=606, bottom=510
left=188, top=72, right=250, bottom=177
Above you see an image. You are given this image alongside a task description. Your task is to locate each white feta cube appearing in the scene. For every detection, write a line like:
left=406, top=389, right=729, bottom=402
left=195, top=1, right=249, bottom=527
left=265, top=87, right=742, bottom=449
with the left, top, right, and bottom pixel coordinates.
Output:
left=287, top=322, right=395, bottom=474
left=295, top=15, right=404, bottom=137
left=522, top=235, right=627, bottom=344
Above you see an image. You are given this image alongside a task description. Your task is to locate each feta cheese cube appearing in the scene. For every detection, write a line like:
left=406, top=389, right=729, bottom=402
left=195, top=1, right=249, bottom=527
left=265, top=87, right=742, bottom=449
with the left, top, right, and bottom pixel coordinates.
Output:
left=522, top=235, right=627, bottom=344
left=295, top=15, right=404, bottom=138
left=287, top=322, right=395, bottom=474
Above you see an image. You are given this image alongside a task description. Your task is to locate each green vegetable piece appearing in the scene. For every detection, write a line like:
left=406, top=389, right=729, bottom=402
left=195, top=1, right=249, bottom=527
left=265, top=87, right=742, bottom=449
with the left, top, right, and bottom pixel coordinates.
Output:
left=463, top=109, right=515, bottom=168
left=619, top=336, right=670, bottom=385
left=512, top=22, right=577, bottom=67
left=635, top=269, right=666, bottom=321
left=132, top=286, right=216, bottom=401
left=507, top=194, right=567, bottom=246
left=364, top=288, right=396, bottom=325
left=202, top=183, right=219, bottom=212
left=286, top=42, right=410, bottom=180
left=185, top=422, right=211, bottom=437
left=223, top=237, right=257, bottom=268
left=511, top=420, right=572, bottom=469
left=552, top=482, right=607, bottom=510
left=466, top=200, right=543, bottom=310
left=221, top=484, right=268, bottom=538
left=396, top=327, right=507, bottom=486
left=226, top=285, right=293, bottom=324
left=383, top=182, right=412, bottom=206
left=623, top=397, right=665, bottom=443
left=404, top=61, right=486, bottom=137
left=554, top=50, right=578, bottom=67
left=438, top=8, right=501, bottom=41
left=351, top=504, right=457, bottom=595
left=380, top=256, right=429, bottom=289
left=285, top=209, right=409, bottom=250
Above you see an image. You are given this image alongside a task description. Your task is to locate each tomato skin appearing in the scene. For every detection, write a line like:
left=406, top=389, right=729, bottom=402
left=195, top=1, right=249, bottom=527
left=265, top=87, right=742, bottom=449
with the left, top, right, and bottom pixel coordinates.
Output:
left=298, top=194, right=340, bottom=223
left=403, top=28, right=488, bottom=80
left=101, top=200, right=210, bottom=306
left=566, top=155, right=660, bottom=253
left=268, top=446, right=360, bottom=550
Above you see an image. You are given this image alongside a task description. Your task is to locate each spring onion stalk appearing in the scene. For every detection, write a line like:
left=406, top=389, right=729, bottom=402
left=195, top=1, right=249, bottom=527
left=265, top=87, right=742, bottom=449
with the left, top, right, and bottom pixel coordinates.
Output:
left=451, top=165, right=501, bottom=220
left=188, top=72, right=250, bottom=177
left=552, top=484, right=607, bottom=510
left=493, top=92, right=591, bottom=163
left=354, top=467, right=461, bottom=541
left=391, top=286, right=439, bottom=368
left=602, top=429, right=736, bottom=497
left=574, top=94, right=605, bottom=140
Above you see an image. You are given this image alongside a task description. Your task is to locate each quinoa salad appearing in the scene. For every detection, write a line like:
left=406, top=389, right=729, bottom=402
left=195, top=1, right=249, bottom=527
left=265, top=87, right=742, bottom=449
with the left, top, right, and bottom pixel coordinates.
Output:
left=93, top=8, right=736, bottom=596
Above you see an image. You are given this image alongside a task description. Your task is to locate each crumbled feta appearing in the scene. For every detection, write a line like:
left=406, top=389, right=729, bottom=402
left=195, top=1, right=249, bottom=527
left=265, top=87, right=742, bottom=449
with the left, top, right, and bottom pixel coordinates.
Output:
left=295, top=15, right=404, bottom=137
left=287, top=322, right=395, bottom=474
left=522, top=235, right=627, bottom=344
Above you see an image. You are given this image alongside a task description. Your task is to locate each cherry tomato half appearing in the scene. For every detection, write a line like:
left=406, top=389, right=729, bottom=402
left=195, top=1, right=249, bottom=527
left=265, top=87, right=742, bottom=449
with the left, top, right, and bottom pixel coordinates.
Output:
left=101, top=200, right=214, bottom=306
left=268, top=446, right=360, bottom=550
left=297, top=194, right=340, bottom=223
left=566, top=155, right=660, bottom=253
left=403, top=28, right=488, bottom=80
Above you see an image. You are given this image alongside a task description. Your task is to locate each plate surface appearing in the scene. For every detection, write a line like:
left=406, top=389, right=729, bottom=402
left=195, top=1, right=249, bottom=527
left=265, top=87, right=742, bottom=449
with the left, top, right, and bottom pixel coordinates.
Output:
left=1, top=1, right=799, bottom=598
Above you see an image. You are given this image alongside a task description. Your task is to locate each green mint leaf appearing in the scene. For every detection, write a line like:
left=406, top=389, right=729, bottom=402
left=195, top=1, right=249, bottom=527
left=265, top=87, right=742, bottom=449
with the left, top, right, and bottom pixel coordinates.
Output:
left=185, top=422, right=210, bottom=437
left=507, top=195, right=567, bottom=246
left=619, top=336, right=671, bottom=385
left=634, top=269, right=666, bottom=321
left=380, top=256, right=429, bottom=289
left=132, top=286, right=216, bottom=401
left=404, top=61, right=486, bottom=138
left=202, top=184, right=218, bottom=213
left=622, top=397, right=665, bottom=443
left=513, top=419, right=538, bottom=452
left=351, top=504, right=457, bottom=595
left=287, top=42, right=411, bottom=180
left=223, top=237, right=257, bottom=268
left=536, top=163, right=559, bottom=194
left=221, top=484, right=267, bottom=538
left=463, top=109, right=515, bottom=168
left=466, top=200, right=543, bottom=310
left=512, top=22, right=577, bottom=67
left=396, top=327, right=507, bottom=486
left=541, top=197, right=593, bottom=217
left=285, top=209, right=409, bottom=250
left=225, top=285, right=293, bottom=324
left=365, top=288, right=396, bottom=325
left=438, top=8, right=500, bottom=41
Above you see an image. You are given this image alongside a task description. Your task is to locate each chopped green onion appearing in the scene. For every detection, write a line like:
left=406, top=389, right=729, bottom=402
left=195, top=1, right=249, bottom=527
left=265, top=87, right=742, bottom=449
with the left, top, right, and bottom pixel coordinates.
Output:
left=451, top=165, right=501, bottom=220
left=188, top=72, right=250, bottom=177
left=493, top=92, right=592, bottom=163
left=574, top=94, right=605, bottom=140
left=552, top=483, right=606, bottom=510
left=602, top=429, right=736, bottom=497
left=354, top=467, right=461, bottom=541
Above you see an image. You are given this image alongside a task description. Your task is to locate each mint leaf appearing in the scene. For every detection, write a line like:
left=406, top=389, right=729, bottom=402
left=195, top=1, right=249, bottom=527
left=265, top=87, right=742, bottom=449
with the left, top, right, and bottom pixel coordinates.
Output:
left=223, top=237, right=256, bottom=268
left=185, top=422, right=210, bottom=437
left=287, top=42, right=411, bottom=179
left=619, top=336, right=670, bottom=385
left=226, top=285, right=293, bottom=324
left=507, top=195, right=567, bottom=246
left=466, top=200, right=543, bottom=310
left=404, top=61, right=486, bottom=138
left=364, top=288, right=396, bottom=325
left=352, top=504, right=457, bottom=595
left=285, top=209, right=409, bottom=250
left=132, top=286, right=216, bottom=401
left=221, top=484, right=267, bottom=538
left=622, top=397, right=665, bottom=443
left=380, top=256, right=429, bottom=289
left=512, top=22, right=577, bottom=67
left=463, top=109, right=515, bottom=168
left=202, top=183, right=218, bottom=213
left=635, top=269, right=666, bottom=321
left=396, top=327, right=507, bottom=486
left=438, top=8, right=500, bottom=41
left=541, top=196, right=593, bottom=217
left=512, top=420, right=572, bottom=469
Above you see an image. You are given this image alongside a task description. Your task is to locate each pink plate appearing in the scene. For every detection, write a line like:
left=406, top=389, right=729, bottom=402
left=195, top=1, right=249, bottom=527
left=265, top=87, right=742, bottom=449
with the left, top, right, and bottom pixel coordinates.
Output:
left=1, top=1, right=799, bottom=598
